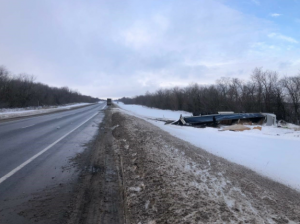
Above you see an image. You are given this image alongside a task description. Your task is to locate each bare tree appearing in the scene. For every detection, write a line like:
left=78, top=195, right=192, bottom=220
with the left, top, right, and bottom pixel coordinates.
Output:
left=281, top=75, right=300, bottom=123
left=0, top=65, right=99, bottom=109
left=119, top=68, right=299, bottom=124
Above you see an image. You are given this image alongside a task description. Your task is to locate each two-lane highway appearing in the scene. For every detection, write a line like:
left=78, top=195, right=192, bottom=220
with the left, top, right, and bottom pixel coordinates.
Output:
left=0, top=102, right=106, bottom=224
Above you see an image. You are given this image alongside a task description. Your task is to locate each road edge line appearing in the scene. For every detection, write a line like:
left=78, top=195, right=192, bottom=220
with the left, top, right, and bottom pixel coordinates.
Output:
left=0, top=104, right=106, bottom=184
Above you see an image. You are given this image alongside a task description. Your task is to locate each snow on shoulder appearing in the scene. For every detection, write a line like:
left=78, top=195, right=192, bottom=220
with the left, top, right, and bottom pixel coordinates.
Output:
left=117, top=102, right=300, bottom=191
left=116, top=102, right=192, bottom=120
left=0, top=103, right=93, bottom=120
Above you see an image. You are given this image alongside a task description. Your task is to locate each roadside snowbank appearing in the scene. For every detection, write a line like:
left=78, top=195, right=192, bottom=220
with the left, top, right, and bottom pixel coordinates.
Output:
left=0, top=103, right=94, bottom=120
left=115, top=103, right=192, bottom=120
left=117, top=102, right=300, bottom=190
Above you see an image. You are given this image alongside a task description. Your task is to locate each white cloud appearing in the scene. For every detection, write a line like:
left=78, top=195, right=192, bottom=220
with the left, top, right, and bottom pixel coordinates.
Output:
left=184, top=60, right=236, bottom=68
left=0, top=0, right=299, bottom=98
left=270, top=13, right=282, bottom=17
left=268, top=33, right=298, bottom=44
left=122, top=26, right=154, bottom=49
left=251, top=0, right=260, bottom=5
left=292, top=58, right=300, bottom=65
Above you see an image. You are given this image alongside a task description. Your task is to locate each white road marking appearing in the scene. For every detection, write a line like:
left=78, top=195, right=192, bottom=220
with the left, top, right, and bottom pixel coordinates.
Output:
left=22, top=124, right=35, bottom=129
left=0, top=104, right=105, bottom=185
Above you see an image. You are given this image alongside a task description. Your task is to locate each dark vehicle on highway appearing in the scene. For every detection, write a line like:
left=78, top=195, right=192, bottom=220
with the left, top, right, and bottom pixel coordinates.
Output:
left=107, top=98, right=112, bottom=106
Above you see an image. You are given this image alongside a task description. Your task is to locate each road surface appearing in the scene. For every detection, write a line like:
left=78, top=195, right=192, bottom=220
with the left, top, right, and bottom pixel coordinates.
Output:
left=0, top=102, right=106, bottom=224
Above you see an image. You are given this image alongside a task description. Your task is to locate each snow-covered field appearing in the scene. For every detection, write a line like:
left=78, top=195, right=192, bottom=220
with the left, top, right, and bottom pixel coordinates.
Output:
left=116, top=103, right=192, bottom=120
left=0, top=103, right=94, bottom=120
left=117, top=102, right=300, bottom=190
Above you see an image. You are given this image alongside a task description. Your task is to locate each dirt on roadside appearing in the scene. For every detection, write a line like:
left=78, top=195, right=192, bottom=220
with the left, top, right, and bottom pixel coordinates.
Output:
left=33, top=106, right=300, bottom=224
left=109, top=107, right=300, bottom=224
left=65, top=108, right=125, bottom=224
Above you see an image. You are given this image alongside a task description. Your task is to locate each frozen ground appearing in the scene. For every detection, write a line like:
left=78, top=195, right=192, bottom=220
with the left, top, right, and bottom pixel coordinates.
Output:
left=0, top=102, right=95, bottom=120
left=117, top=102, right=300, bottom=191
left=111, top=109, right=300, bottom=223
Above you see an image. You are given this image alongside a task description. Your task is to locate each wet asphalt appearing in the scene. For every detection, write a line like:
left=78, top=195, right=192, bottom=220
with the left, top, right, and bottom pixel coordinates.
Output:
left=0, top=102, right=106, bottom=223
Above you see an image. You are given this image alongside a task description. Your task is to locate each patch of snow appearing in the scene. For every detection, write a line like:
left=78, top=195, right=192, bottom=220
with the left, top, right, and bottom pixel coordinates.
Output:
left=118, top=103, right=300, bottom=190
left=128, top=186, right=142, bottom=192
left=115, top=102, right=191, bottom=120
left=145, top=200, right=150, bottom=209
left=148, top=221, right=156, bottom=224
left=111, top=124, right=119, bottom=130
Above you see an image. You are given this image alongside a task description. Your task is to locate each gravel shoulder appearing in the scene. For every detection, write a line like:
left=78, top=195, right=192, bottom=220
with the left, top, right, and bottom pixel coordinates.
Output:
left=110, top=107, right=300, bottom=224
left=65, top=107, right=125, bottom=224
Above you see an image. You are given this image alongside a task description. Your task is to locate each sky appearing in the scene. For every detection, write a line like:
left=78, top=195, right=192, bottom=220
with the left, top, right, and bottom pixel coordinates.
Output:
left=0, top=0, right=299, bottom=99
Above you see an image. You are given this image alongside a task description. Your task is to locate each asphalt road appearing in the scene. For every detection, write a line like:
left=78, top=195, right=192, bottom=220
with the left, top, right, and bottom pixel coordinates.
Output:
left=0, top=102, right=106, bottom=223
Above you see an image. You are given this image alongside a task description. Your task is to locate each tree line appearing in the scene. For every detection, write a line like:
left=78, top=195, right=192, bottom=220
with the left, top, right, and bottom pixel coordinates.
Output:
left=0, top=66, right=99, bottom=108
left=119, top=68, right=300, bottom=124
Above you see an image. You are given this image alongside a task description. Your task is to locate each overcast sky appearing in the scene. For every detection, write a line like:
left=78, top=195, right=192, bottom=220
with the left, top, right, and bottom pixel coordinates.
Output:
left=0, top=0, right=299, bottom=98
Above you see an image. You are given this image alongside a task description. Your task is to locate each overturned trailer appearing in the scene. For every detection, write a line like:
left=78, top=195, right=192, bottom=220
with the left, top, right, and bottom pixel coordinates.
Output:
left=173, top=112, right=276, bottom=127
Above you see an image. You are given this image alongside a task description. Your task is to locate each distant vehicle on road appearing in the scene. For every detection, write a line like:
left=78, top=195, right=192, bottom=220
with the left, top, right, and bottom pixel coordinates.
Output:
left=107, top=98, right=112, bottom=106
